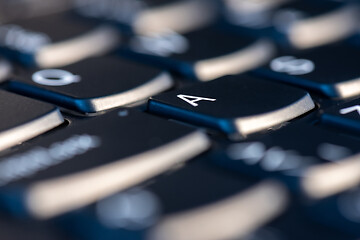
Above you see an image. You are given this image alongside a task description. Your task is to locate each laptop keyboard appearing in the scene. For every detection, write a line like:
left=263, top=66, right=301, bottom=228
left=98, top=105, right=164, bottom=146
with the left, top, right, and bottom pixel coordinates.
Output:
left=0, top=0, right=360, bottom=239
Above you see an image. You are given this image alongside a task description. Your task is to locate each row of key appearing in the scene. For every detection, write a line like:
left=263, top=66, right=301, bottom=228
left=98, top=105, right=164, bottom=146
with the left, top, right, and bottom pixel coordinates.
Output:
left=1, top=0, right=360, bottom=239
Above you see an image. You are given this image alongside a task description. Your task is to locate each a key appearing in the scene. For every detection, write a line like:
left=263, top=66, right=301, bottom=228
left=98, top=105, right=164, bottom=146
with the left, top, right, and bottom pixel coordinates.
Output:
left=75, top=0, right=217, bottom=35
left=148, top=75, right=315, bottom=138
left=255, top=44, right=360, bottom=99
left=0, top=0, right=73, bottom=23
left=6, top=55, right=173, bottom=113
left=121, top=27, right=275, bottom=81
left=308, top=187, right=360, bottom=237
left=0, top=109, right=210, bottom=219
left=0, top=12, right=120, bottom=68
left=321, top=98, right=360, bottom=134
left=0, top=90, right=64, bottom=152
left=212, top=123, right=360, bottom=199
left=60, top=160, right=287, bottom=240
left=222, top=0, right=358, bottom=49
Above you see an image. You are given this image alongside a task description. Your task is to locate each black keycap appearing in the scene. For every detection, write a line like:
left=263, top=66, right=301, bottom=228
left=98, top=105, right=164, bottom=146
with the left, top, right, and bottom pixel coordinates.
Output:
left=255, top=44, right=360, bottom=99
left=308, top=187, right=360, bottom=237
left=321, top=98, right=360, bottom=134
left=6, top=55, right=173, bottom=113
left=222, top=0, right=358, bottom=49
left=75, top=0, right=217, bottom=35
left=0, top=0, right=73, bottom=23
left=0, top=12, right=120, bottom=68
left=60, top=160, right=286, bottom=240
left=212, top=123, right=360, bottom=198
left=121, top=27, right=275, bottom=81
left=0, top=109, right=210, bottom=219
left=148, top=75, right=315, bottom=138
left=0, top=90, right=64, bottom=152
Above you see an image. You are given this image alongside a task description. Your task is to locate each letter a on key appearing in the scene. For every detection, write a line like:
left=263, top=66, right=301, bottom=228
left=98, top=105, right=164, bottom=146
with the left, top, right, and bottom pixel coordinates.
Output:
left=177, top=94, right=216, bottom=107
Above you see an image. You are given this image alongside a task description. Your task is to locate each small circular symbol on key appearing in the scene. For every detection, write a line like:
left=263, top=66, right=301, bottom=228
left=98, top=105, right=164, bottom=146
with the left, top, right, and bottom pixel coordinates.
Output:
left=270, top=56, right=315, bottom=75
left=32, top=69, right=81, bottom=86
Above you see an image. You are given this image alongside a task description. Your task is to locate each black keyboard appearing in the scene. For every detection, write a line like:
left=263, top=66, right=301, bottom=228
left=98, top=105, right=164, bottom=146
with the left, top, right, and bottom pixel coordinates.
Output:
left=1, top=0, right=360, bottom=239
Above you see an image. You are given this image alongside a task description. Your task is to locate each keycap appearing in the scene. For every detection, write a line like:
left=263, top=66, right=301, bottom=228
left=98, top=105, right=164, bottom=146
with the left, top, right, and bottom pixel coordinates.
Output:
left=255, top=44, right=360, bottom=99
left=121, top=27, right=275, bottom=81
left=148, top=75, right=315, bottom=138
left=222, top=0, right=358, bottom=49
left=321, top=98, right=360, bottom=133
left=6, top=55, right=173, bottom=113
left=0, top=0, right=73, bottom=23
left=75, top=0, right=217, bottom=35
left=0, top=109, right=210, bottom=219
left=0, top=90, right=64, bottom=152
left=308, top=187, right=360, bottom=236
left=0, top=12, right=120, bottom=68
left=212, top=123, right=360, bottom=199
left=60, top=159, right=287, bottom=240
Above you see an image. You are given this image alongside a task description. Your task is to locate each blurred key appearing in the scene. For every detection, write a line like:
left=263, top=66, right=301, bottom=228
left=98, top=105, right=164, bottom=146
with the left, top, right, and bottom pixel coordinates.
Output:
left=0, top=109, right=210, bottom=219
left=122, top=27, right=275, bottom=81
left=75, top=0, right=217, bottom=35
left=60, top=160, right=287, bottom=240
left=0, top=0, right=73, bottom=23
left=222, top=0, right=359, bottom=49
left=0, top=12, right=120, bottom=68
left=256, top=44, right=360, bottom=99
left=0, top=90, right=64, bottom=152
left=148, top=75, right=314, bottom=138
left=6, top=55, right=173, bottom=113
left=308, top=187, right=360, bottom=236
left=213, top=123, right=360, bottom=199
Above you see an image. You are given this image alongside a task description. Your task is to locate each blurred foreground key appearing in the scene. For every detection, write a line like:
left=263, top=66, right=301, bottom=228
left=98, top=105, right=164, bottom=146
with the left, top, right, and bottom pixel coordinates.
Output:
left=0, top=90, right=63, bottom=152
left=213, top=123, right=360, bottom=199
left=60, top=159, right=287, bottom=240
left=148, top=75, right=314, bottom=138
left=0, top=109, right=210, bottom=219
left=6, top=55, right=173, bottom=113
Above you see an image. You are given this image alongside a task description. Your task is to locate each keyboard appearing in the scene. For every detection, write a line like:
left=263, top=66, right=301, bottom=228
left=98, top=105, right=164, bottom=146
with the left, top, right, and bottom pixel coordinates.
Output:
left=0, top=0, right=360, bottom=239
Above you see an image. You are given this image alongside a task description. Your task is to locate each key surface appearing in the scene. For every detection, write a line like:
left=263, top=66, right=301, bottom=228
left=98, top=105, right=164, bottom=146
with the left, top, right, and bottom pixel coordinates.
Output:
left=122, top=27, right=275, bottom=81
left=222, top=0, right=358, bottom=49
left=6, top=55, right=173, bottom=113
left=60, top=160, right=286, bottom=240
left=0, top=109, right=210, bottom=219
left=308, top=186, right=360, bottom=237
left=0, top=12, right=120, bottom=68
left=75, top=0, right=217, bottom=35
left=148, top=75, right=314, bottom=138
left=255, top=44, right=360, bottom=99
left=0, top=90, right=63, bottom=152
left=212, top=123, right=360, bottom=198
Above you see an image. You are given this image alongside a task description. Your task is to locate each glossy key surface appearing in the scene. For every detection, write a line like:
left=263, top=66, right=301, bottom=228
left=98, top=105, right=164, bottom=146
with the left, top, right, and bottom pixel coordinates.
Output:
left=7, top=55, right=173, bottom=113
left=148, top=75, right=315, bottom=138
